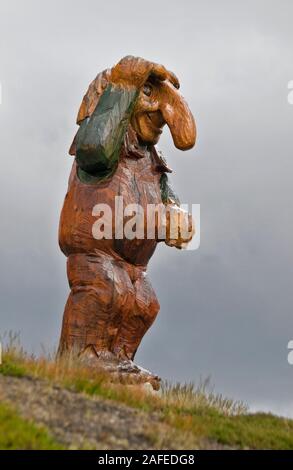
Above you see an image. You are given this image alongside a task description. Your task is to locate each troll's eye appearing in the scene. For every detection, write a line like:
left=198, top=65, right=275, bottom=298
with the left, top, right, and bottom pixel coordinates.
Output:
left=143, top=83, right=152, bottom=97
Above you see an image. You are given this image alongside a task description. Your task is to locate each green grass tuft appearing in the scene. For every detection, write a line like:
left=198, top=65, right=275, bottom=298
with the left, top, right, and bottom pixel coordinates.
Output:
left=0, top=403, right=64, bottom=450
left=0, top=358, right=26, bottom=378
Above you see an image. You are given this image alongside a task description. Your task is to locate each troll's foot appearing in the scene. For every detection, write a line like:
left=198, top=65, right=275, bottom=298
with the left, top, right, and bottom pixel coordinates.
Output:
left=78, top=346, right=161, bottom=391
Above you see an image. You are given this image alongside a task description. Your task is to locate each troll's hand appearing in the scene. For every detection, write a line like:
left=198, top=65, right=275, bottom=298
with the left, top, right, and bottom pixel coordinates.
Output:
left=110, top=55, right=179, bottom=89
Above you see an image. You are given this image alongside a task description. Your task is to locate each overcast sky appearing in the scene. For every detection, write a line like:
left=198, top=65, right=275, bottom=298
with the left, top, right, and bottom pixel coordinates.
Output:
left=0, top=0, right=293, bottom=417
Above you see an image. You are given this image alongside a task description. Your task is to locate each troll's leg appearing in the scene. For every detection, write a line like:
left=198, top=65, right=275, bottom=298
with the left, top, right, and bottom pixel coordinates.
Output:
left=111, top=269, right=160, bottom=360
left=58, top=252, right=135, bottom=356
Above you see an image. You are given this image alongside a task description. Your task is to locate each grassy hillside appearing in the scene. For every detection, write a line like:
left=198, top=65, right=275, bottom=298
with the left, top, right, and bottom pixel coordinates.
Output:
left=0, top=403, right=64, bottom=450
left=0, top=340, right=292, bottom=450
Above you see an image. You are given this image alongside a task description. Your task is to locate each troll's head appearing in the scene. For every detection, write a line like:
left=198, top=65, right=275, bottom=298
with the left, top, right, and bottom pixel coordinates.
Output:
left=70, top=56, right=196, bottom=155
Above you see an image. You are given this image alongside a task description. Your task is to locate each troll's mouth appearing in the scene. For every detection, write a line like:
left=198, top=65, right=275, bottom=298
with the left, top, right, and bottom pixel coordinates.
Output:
left=146, top=112, right=164, bottom=134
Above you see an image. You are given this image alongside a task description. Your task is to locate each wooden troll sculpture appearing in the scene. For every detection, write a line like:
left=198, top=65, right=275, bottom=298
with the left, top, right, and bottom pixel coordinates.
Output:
left=58, top=56, right=196, bottom=388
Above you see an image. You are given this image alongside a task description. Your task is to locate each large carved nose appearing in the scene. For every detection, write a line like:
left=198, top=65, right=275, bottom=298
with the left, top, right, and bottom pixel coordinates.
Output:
left=158, top=80, right=196, bottom=150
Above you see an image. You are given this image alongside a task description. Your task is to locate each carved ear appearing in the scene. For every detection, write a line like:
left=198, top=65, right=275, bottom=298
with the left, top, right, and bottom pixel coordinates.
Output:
left=68, top=68, right=111, bottom=155
left=77, top=68, right=111, bottom=123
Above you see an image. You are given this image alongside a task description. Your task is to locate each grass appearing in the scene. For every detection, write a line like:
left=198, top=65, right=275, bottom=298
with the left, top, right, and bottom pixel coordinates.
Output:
left=0, top=403, right=64, bottom=450
left=1, top=336, right=293, bottom=450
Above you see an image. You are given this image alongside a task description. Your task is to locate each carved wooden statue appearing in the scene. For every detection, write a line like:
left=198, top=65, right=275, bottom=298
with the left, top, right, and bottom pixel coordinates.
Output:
left=58, top=56, right=196, bottom=388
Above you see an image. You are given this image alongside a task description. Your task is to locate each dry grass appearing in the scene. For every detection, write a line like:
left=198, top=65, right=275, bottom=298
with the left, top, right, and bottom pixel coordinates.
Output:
left=162, top=379, right=247, bottom=415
